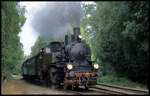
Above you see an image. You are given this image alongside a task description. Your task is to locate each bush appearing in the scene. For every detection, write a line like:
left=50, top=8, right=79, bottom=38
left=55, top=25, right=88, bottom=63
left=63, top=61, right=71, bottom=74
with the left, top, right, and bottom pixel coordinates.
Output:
left=98, top=75, right=118, bottom=84
left=97, top=75, right=148, bottom=89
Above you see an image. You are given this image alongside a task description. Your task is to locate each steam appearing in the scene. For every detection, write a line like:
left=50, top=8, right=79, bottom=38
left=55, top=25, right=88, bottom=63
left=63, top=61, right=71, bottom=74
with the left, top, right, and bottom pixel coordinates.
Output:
left=31, top=2, right=84, bottom=41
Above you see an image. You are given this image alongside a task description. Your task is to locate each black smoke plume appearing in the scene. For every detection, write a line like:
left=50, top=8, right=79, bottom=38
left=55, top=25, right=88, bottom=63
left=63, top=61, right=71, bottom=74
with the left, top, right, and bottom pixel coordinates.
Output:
left=31, top=2, right=84, bottom=41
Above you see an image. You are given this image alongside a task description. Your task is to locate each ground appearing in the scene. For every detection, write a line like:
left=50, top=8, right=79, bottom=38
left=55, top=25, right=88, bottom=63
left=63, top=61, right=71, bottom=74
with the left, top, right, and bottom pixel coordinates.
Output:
left=1, top=76, right=75, bottom=95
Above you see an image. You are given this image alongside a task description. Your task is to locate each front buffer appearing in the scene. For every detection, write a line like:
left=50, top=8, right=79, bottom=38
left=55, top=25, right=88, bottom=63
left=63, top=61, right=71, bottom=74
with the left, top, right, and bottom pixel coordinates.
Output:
left=64, top=71, right=101, bottom=90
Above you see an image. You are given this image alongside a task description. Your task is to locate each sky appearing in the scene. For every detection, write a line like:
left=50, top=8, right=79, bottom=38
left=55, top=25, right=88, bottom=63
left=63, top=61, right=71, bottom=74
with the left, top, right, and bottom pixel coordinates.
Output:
left=18, top=1, right=95, bottom=56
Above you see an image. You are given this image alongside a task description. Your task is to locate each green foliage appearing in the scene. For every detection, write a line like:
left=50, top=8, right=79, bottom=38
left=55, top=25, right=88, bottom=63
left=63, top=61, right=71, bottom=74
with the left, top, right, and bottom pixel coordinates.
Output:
left=81, top=1, right=149, bottom=84
left=97, top=75, right=148, bottom=89
left=98, top=75, right=119, bottom=84
left=2, top=2, right=26, bottom=76
left=80, top=3, right=96, bottom=61
left=119, top=1, right=149, bottom=83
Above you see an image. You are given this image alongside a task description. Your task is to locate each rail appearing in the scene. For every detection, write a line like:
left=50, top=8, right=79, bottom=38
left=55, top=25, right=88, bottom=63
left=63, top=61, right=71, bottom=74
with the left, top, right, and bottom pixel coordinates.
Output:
left=91, top=83, right=149, bottom=95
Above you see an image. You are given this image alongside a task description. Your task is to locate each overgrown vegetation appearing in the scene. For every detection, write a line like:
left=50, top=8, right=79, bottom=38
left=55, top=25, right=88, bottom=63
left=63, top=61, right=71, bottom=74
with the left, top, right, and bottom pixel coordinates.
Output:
left=2, top=2, right=26, bottom=76
left=81, top=1, right=149, bottom=85
left=97, top=75, right=148, bottom=90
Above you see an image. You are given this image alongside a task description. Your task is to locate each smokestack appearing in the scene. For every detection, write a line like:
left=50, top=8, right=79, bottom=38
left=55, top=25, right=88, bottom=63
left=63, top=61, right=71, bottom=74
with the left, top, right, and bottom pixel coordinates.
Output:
left=73, top=27, right=80, bottom=40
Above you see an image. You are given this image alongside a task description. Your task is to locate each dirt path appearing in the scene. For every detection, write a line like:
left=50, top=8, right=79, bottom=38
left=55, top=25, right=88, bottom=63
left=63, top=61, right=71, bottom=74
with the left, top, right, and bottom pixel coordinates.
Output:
left=1, top=77, right=75, bottom=95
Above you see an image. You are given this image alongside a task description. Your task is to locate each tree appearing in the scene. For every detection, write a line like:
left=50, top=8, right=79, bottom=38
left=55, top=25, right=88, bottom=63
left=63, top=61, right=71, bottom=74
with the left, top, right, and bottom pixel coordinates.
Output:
left=81, top=1, right=149, bottom=83
left=2, top=2, right=26, bottom=76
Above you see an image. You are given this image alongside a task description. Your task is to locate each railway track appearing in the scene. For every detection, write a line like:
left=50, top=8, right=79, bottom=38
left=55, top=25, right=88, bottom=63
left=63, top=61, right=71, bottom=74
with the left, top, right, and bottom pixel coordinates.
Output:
left=59, top=88, right=113, bottom=95
left=91, top=83, right=149, bottom=95
left=60, top=84, right=149, bottom=95
left=21, top=78, right=149, bottom=95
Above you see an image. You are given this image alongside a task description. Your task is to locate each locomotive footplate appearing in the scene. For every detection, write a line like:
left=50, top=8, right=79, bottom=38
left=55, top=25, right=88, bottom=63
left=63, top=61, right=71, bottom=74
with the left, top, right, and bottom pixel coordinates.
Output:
left=64, top=72, right=98, bottom=89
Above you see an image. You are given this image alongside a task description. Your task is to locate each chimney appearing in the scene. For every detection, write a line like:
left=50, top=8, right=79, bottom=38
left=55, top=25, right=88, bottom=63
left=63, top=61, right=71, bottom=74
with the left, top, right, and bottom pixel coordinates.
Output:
left=73, top=27, right=80, bottom=40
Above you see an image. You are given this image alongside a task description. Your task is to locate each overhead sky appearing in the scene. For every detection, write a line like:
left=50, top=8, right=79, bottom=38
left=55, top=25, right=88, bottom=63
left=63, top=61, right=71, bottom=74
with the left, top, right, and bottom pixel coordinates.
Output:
left=18, top=1, right=95, bottom=56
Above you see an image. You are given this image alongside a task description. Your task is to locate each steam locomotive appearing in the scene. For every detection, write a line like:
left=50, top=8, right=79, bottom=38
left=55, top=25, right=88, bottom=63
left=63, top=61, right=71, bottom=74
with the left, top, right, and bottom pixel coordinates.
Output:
left=21, top=28, right=102, bottom=90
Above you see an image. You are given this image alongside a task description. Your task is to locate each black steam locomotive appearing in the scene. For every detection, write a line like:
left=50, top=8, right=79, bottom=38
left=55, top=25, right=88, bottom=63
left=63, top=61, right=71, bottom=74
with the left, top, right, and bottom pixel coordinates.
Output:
left=21, top=28, right=102, bottom=90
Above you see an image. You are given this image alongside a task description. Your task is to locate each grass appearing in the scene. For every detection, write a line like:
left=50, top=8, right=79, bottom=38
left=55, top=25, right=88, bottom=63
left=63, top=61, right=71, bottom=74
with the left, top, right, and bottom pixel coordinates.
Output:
left=97, top=75, right=148, bottom=90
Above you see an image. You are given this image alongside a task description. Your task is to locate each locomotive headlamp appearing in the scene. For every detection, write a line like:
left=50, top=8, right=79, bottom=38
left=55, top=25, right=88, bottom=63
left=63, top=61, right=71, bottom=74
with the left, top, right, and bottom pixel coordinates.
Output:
left=67, top=64, right=73, bottom=70
left=93, top=63, right=99, bottom=69
left=78, top=35, right=82, bottom=39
